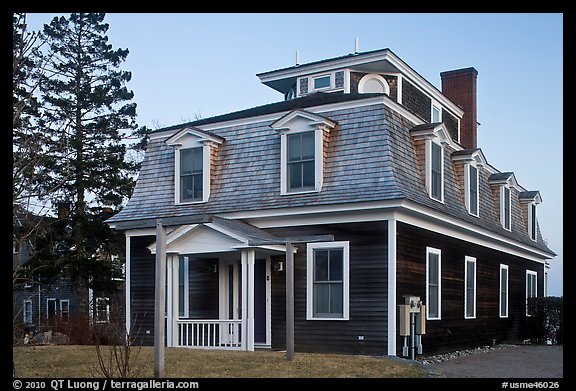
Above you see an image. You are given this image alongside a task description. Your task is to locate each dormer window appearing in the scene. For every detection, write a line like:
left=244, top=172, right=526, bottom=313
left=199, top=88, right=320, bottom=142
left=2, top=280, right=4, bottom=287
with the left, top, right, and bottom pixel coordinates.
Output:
left=180, top=147, right=203, bottom=202
left=501, top=185, right=511, bottom=231
left=166, top=127, right=224, bottom=205
left=519, top=191, right=542, bottom=242
left=288, top=131, right=315, bottom=191
left=410, top=123, right=451, bottom=204
left=430, top=141, right=443, bottom=201
left=271, top=109, right=336, bottom=195
left=466, top=163, right=479, bottom=216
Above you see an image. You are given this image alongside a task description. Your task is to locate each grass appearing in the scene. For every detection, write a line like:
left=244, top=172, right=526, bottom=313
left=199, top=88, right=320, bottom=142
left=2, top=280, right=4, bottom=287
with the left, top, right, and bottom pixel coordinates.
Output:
left=13, top=345, right=427, bottom=378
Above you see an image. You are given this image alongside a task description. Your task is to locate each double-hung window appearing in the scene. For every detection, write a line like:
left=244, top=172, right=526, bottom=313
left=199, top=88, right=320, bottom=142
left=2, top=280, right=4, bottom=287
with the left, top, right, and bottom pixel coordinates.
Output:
left=180, top=147, right=203, bottom=202
left=430, top=141, right=444, bottom=202
left=501, top=185, right=511, bottom=230
left=307, top=241, right=349, bottom=320
left=467, top=164, right=479, bottom=216
left=526, top=270, right=537, bottom=316
left=529, top=202, right=537, bottom=241
left=23, top=299, right=32, bottom=324
left=464, top=256, right=476, bottom=319
left=426, top=247, right=442, bottom=320
left=500, top=264, right=509, bottom=318
left=287, top=132, right=315, bottom=191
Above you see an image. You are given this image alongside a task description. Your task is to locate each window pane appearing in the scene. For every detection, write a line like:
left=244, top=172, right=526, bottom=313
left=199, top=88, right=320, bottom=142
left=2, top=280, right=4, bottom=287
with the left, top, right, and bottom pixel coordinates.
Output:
left=466, top=289, right=474, bottom=317
left=470, top=166, right=478, bottom=214
left=531, top=204, right=537, bottom=239
left=330, top=283, right=343, bottom=314
left=301, top=132, right=315, bottom=159
left=431, top=143, right=442, bottom=199
left=329, top=249, right=343, bottom=281
left=429, top=254, right=438, bottom=283
left=501, top=268, right=508, bottom=317
left=302, top=161, right=315, bottom=187
left=288, top=162, right=302, bottom=189
left=181, top=149, right=194, bottom=175
left=432, top=106, right=440, bottom=123
left=467, top=262, right=475, bottom=287
left=315, top=250, right=329, bottom=281
left=192, top=148, right=203, bottom=174
left=288, top=134, right=301, bottom=162
left=314, top=75, right=330, bottom=89
left=428, top=286, right=438, bottom=317
left=504, top=187, right=511, bottom=229
left=193, top=173, right=203, bottom=199
left=314, top=284, right=329, bottom=315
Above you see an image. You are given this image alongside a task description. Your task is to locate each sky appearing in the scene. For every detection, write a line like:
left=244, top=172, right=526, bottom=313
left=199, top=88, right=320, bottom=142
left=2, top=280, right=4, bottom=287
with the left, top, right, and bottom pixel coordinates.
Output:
left=24, top=13, right=563, bottom=297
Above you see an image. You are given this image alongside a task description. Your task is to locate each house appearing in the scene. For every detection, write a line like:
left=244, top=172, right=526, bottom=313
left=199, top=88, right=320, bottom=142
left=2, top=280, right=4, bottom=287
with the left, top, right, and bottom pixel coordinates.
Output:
left=13, top=205, right=125, bottom=338
left=106, top=48, right=556, bottom=356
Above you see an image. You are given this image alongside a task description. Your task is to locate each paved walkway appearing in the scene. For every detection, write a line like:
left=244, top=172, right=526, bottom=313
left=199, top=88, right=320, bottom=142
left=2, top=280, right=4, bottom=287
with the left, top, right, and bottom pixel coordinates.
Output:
left=422, top=345, right=563, bottom=378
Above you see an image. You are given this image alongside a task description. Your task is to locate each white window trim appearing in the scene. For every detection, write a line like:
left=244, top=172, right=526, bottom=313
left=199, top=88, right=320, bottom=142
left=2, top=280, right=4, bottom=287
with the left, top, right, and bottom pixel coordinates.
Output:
left=526, top=270, right=537, bottom=317
left=312, top=74, right=332, bottom=91
left=426, top=139, right=444, bottom=203
left=464, top=256, right=477, bottom=319
left=280, top=128, right=324, bottom=195
left=174, top=143, right=211, bottom=204
left=306, top=241, right=350, bottom=321
left=426, top=246, right=442, bottom=320
left=465, top=162, right=480, bottom=217
left=499, top=264, right=509, bottom=318
left=46, top=297, right=57, bottom=319
left=500, top=184, right=511, bottom=231
left=60, top=299, right=70, bottom=321
left=528, top=202, right=537, bottom=241
left=358, top=73, right=390, bottom=95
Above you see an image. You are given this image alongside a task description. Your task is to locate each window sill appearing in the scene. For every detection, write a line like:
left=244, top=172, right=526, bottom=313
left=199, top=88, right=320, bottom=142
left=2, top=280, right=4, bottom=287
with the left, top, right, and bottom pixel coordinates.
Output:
left=306, top=317, right=349, bottom=321
left=281, top=189, right=320, bottom=196
left=176, top=199, right=208, bottom=205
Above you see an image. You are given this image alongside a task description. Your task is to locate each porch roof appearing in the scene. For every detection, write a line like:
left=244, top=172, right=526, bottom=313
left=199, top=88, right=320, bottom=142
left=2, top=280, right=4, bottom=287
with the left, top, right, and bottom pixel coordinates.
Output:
left=147, top=216, right=287, bottom=255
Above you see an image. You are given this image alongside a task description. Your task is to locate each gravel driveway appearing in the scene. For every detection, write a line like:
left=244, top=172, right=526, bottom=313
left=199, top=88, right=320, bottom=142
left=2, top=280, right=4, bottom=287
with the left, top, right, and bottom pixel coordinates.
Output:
left=420, top=344, right=563, bottom=378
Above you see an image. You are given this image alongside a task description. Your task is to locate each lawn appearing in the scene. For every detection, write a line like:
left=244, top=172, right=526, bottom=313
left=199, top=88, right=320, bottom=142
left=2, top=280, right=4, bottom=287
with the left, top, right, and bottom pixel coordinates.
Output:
left=13, top=345, right=427, bottom=378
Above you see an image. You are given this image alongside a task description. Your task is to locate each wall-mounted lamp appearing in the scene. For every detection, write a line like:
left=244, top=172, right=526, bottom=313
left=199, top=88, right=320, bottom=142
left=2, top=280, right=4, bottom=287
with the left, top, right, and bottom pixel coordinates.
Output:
left=273, top=261, right=285, bottom=272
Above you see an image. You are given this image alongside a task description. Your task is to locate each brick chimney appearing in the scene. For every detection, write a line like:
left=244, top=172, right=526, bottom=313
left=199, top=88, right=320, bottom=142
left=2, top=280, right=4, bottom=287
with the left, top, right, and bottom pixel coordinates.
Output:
left=440, top=67, right=478, bottom=149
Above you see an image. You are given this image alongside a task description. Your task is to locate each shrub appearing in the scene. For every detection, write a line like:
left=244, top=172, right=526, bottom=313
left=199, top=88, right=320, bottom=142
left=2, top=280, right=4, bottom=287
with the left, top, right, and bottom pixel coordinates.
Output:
left=526, top=296, right=563, bottom=344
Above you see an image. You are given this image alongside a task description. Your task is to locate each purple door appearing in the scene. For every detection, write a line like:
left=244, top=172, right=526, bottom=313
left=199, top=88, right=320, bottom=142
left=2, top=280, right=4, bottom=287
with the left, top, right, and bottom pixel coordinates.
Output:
left=254, top=259, right=266, bottom=344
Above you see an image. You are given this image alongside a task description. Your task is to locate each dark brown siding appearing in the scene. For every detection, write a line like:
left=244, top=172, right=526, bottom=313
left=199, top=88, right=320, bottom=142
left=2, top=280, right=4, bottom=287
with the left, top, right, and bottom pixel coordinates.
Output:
left=267, top=222, right=388, bottom=355
left=396, top=222, right=545, bottom=356
left=402, top=78, right=431, bottom=122
left=129, top=235, right=156, bottom=346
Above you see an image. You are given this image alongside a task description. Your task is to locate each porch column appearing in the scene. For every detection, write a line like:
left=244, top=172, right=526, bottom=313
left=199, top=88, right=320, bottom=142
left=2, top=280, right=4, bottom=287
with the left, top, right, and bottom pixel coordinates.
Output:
left=241, top=249, right=255, bottom=351
left=168, top=254, right=179, bottom=347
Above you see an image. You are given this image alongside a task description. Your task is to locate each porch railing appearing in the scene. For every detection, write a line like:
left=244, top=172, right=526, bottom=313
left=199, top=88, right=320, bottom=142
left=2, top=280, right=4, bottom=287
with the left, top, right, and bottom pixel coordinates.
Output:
left=176, top=319, right=243, bottom=349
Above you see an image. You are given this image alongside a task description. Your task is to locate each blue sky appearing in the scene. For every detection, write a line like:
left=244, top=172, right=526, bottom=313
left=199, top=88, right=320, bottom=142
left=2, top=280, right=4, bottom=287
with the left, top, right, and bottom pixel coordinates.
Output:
left=25, top=13, right=563, bottom=296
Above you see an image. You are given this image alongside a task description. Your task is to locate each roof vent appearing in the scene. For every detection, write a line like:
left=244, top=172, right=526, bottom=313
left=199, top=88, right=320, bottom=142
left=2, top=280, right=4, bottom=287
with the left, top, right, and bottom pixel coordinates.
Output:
left=354, top=37, right=359, bottom=55
left=295, top=50, right=300, bottom=67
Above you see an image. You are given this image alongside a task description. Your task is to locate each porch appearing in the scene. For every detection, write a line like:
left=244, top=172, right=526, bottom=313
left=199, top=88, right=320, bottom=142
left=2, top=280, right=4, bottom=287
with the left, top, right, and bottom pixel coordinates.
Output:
left=147, top=217, right=286, bottom=351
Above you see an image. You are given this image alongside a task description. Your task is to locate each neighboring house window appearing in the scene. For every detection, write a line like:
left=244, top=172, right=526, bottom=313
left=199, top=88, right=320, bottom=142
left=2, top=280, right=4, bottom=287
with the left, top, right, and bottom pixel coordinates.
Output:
left=96, top=297, right=110, bottom=323
left=287, top=131, right=315, bottom=191
left=466, top=163, right=479, bottom=216
left=464, top=256, right=476, bottom=319
left=23, top=300, right=32, bottom=324
left=46, top=298, right=57, bottom=321
left=179, top=256, right=190, bottom=318
left=501, top=185, right=511, bottom=230
left=432, top=104, right=441, bottom=123
left=529, top=202, right=537, bottom=241
left=60, top=300, right=70, bottom=322
left=429, top=141, right=444, bottom=202
left=180, top=147, right=203, bottom=202
left=526, top=270, right=537, bottom=316
left=13, top=240, right=19, bottom=254
left=426, top=247, right=442, bottom=320
left=500, top=264, right=509, bottom=318
left=306, top=241, right=349, bottom=320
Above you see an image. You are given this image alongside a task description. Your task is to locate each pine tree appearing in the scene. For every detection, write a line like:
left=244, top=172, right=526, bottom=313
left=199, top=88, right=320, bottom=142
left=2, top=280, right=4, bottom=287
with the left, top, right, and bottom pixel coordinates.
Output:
left=38, top=13, right=143, bottom=296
